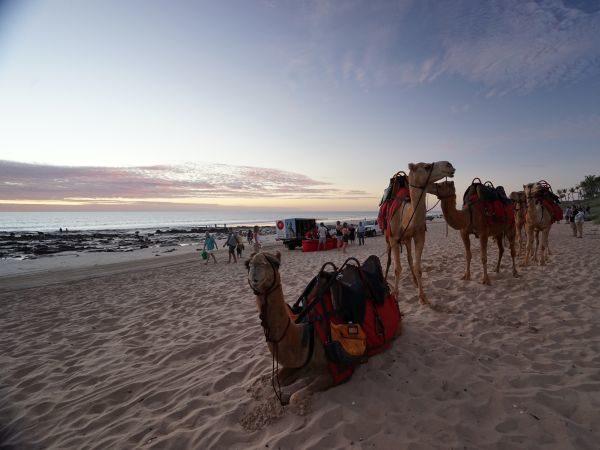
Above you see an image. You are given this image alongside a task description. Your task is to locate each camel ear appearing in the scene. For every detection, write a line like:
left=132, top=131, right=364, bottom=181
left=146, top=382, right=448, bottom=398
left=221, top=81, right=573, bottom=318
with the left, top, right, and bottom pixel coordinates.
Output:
left=523, top=184, right=527, bottom=190
left=408, top=163, right=416, bottom=171
left=264, top=252, right=281, bottom=269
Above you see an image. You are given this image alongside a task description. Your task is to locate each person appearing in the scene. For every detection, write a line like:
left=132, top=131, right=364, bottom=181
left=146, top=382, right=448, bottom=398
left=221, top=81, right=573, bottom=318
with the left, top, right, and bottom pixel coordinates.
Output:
left=234, top=231, right=244, bottom=258
left=564, top=206, right=572, bottom=225
left=349, top=224, right=356, bottom=244
left=574, top=208, right=585, bottom=238
left=202, top=231, right=218, bottom=265
left=226, top=230, right=238, bottom=263
left=357, top=221, right=365, bottom=246
left=247, top=229, right=253, bottom=245
left=341, top=222, right=350, bottom=253
left=253, top=225, right=261, bottom=252
left=335, top=221, right=343, bottom=250
left=317, top=222, right=328, bottom=251
left=569, top=206, right=578, bottom=237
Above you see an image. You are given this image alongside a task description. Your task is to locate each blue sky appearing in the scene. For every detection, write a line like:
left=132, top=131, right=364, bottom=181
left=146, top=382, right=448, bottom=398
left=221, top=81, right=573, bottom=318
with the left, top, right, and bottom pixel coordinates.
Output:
left=1, top=0, right=599, bottom=210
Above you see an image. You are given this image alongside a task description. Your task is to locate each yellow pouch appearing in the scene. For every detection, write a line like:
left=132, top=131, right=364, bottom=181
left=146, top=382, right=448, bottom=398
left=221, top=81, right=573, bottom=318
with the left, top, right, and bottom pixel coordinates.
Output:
left=330, top=322, right=366, bottom=357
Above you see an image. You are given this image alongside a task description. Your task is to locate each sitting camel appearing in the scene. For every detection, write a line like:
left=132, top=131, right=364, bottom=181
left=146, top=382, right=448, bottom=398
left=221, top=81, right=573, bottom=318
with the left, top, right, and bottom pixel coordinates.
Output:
left=509, top=191, right=527, bottom=256
left=385, top=161, right=455, bottom=304
left=245, top=251, right=332, bottom=405
left=428, top=181, right=518, bottom=285
left=523, top=182, right=554, bottom=266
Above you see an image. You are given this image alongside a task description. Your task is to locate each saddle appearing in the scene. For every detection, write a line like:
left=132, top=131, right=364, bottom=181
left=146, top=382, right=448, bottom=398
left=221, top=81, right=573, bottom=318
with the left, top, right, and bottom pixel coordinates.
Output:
left=378, top=171, right=410, bottom=233
left=530, top=180, right=563, bottom=222
left=463, top=178, right=514, bottom=225
left=291, top=256, right=401, bottom=385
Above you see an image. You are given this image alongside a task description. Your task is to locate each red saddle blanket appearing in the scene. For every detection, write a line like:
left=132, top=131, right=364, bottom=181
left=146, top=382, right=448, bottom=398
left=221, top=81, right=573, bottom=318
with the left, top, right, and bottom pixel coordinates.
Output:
left=378, top=187, right=409, bottom=233
left=467, top=194, right=515, bottom=226
left=525, top=200, right=563, bottom=223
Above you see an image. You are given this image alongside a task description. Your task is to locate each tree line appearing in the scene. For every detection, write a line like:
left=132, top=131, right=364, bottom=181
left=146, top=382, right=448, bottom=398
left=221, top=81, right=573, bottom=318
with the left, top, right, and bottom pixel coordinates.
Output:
left=556, top=175, right=600, bottom=202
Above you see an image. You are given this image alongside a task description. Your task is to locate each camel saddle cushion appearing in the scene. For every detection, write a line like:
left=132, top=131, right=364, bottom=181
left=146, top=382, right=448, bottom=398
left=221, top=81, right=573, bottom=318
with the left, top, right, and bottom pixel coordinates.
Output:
left=378, top=187, right=409, bottom=233
left=292, top=256, right=402, bottom=385
left=463, top=182, right=515, bottom=226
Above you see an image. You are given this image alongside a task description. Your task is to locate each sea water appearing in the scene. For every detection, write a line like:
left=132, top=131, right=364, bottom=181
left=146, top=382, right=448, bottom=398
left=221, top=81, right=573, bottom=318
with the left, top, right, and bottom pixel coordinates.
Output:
left=0, top=210, right=379, bottom=232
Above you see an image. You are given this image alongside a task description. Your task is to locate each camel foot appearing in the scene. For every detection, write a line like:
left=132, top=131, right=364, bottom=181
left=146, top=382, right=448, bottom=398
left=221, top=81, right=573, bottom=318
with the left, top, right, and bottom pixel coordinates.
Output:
left=482, top=276, right=491, bottom=286
left=461, top=273, right=471, bottom=281
left=513, top=271, right=520, bottom=278
left=419, top=294, right=429, bottom=305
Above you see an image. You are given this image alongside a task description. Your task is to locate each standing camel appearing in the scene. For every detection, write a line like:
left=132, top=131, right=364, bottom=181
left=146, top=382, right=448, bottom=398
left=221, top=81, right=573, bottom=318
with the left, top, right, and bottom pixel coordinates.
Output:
left=509, top=191, right=527, bottom=256
left=523, top=183, right=554, bottom=266
left=428, top=181, right=518, bottom=285
left=245, top=251, right=333, bottom=405
left=385, top=161, right=455, bottom=304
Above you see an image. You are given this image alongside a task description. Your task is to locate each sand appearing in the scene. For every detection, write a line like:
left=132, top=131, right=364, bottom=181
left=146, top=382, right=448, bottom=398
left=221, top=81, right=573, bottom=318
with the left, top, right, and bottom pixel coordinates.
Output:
left=1, top=222, right=599, bottom=449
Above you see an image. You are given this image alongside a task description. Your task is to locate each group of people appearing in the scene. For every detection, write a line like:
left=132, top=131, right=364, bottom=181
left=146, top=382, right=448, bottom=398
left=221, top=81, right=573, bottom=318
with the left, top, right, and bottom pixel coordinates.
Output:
left=202, top=225, right=262, bottom=265
left=313, top=221, right=367, bottom=253
left=564, top=205, right=589, bottom=238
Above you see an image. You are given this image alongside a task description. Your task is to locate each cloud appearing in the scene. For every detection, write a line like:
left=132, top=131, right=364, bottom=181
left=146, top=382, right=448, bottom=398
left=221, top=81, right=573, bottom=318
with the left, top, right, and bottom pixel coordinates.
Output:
left=289, top=0, right=600, bottom=94
left=0, top=160, right=373, bottom=204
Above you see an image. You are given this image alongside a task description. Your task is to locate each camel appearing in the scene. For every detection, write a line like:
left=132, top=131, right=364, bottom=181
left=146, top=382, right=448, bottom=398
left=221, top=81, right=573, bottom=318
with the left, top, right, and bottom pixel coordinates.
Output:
left=428, top=181, right=518, bottom=285
left=509, top=191, right=527, bottom=256
left=523, top=182, right=554, bottom=266
left=245, top=251, right=333, bottom=405
left=385, top=161, right=455, bottom=304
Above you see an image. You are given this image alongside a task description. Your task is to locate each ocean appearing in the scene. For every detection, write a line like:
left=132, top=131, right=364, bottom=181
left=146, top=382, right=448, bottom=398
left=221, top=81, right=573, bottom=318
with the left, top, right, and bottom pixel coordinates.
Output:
left=0, top=211, right=380, bottom=233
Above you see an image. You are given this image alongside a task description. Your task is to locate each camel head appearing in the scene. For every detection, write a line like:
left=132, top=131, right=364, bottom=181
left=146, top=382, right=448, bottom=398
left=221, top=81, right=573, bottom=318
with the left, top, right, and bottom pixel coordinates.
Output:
left=245, top=251, right=282, bottom=295
left=523, top=182, right=537, bottom=198
left=408, top=161, right=455, bottom=187
left=429, top=180, right=455, bottom=199
left=510, top=191, right=526, bottom=203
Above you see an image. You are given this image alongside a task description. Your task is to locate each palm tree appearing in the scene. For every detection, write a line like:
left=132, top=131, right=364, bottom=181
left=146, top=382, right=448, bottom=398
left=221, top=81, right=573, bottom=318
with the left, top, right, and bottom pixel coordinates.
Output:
left=569, top=187, right=576, bottom=202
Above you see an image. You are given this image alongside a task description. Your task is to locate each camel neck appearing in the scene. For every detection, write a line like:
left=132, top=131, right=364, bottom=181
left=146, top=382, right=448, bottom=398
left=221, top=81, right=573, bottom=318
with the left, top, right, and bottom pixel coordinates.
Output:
left=440, top=195, right=467, bottom=230
left=258, top=284, right=292, bottom=343
left=408, top=184, right=428, bottom=224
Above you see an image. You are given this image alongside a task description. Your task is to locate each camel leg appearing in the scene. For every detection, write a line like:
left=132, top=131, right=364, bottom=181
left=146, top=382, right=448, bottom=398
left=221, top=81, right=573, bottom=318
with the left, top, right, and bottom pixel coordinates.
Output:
left=404, top=239, right=418, bottom=288
left=412, top=233, right=428, bottom=305
left=278, top=367, right=304, bottom=387
left=288, top=372, right=334, bottom=406
left=540, top=228, right=550, bottom=266
left=391, top=242, right=402, bottom=297
left=480, top=233, right=491, bottom=285
left=460, top=230, right=472, bottom=281
left=524, top=226, right=534, bottom=266
left=533, top=230, right=540, bottom=263
left=495, top=233, right=504, bottom=273
left=509, top=233, right=519, bottom=277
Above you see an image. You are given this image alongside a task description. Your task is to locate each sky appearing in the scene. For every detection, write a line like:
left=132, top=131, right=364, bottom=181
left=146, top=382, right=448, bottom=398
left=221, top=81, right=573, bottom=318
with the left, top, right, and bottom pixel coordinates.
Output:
left=1, top=0, right=599, bottom=211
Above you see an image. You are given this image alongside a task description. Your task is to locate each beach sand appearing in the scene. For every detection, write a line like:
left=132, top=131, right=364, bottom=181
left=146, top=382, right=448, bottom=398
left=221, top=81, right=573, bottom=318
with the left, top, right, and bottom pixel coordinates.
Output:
left=1, top=222, right=599, bottom=449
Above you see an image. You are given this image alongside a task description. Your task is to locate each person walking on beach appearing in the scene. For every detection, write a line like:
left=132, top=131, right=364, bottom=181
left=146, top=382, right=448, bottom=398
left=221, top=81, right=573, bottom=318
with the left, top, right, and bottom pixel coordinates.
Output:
left=357, top=221, right=365, bottom=246
left=253, top=225, right=261, bottom=252
left=335, top=221, right=343, bottom=250
left=226, top=230, right=238, bottom=263
left=570, top=206, right=579, bottom=237
left=574, top=208, right=585, bottom=238
left=203, top=232, right=218, bottom=265
left=317, top=222, right=328, bottom=251
left=564, top=206, right=572, bottom=225
left=349, top=224, right=356, bottom=244
left=341, top=222, right=350, bottom=253
left=235, top=231, right=245, bottom=258
left=247, top=229, right=253, bottom=245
